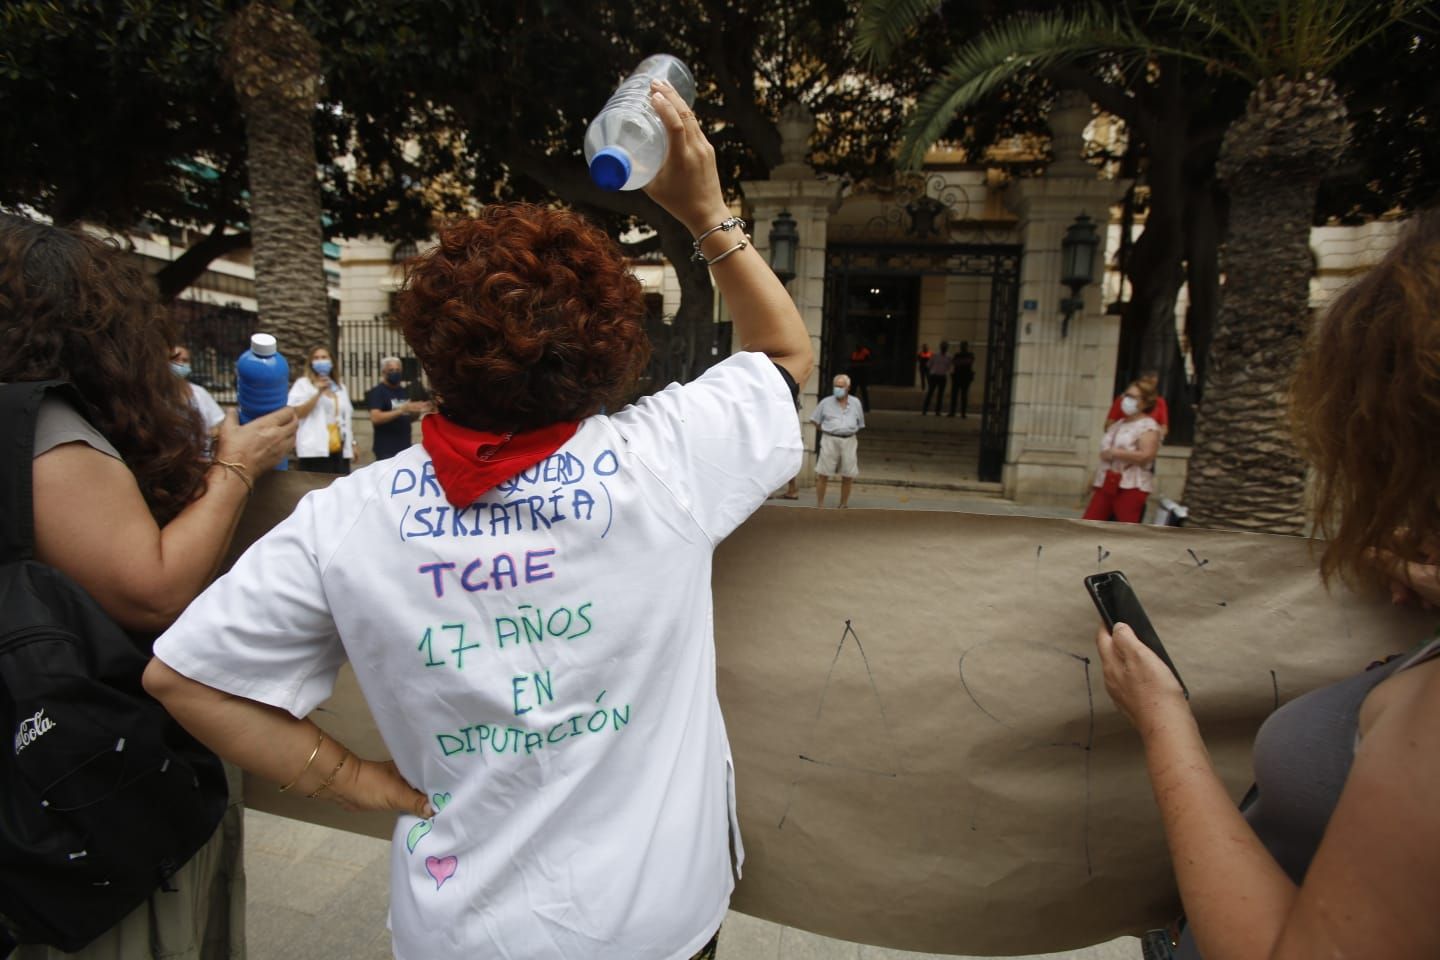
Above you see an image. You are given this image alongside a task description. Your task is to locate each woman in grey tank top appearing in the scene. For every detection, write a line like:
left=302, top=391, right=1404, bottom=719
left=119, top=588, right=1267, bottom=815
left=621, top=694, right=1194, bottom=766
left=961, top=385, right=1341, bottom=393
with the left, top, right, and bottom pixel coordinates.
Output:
left=1093, top=212, right=1440, bottom=960
left=1, top=215, right=298, bottom=960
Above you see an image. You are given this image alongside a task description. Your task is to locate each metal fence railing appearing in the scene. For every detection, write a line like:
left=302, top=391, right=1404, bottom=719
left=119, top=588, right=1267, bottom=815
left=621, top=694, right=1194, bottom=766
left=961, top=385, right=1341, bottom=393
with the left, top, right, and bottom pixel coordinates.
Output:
left=173, top=300, right=255, bottom=404
left=339, top=314, right=427, bottom=398
left=178, top=307, right=428, bottom=404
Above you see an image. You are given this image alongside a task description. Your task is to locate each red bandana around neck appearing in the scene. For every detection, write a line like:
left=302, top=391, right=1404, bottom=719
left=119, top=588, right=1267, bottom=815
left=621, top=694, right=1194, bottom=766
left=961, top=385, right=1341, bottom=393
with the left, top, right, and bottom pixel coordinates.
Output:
left=421, top=414, right=579, bottom=508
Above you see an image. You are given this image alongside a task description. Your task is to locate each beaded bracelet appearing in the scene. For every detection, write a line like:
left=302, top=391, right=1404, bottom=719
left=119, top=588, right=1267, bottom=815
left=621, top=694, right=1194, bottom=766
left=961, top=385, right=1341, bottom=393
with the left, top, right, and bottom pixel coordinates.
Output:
left=307, top=749, right=352, bottom=800
left=690, top=216, right=746, bottom=264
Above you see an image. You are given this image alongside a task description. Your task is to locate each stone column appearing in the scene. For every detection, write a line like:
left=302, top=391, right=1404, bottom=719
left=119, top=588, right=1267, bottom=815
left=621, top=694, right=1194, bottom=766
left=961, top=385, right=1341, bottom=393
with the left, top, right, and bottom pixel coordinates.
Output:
left=1003, top=92, right=1130, bottom=505
left=742, top=102, right=840, bottom=485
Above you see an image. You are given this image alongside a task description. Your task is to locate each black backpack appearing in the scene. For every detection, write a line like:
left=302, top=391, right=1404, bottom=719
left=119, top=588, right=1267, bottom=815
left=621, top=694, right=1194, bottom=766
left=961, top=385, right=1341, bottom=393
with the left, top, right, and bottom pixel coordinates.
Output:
left=0, top=381, right=228, bottom=955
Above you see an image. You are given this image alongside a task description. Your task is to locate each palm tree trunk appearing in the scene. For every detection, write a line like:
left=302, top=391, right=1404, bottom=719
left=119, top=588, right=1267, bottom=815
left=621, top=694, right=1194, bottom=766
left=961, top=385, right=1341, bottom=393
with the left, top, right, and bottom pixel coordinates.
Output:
left=222, top=1, right=331, bottom=373
left=1183, top=77, right=1348, bottom=534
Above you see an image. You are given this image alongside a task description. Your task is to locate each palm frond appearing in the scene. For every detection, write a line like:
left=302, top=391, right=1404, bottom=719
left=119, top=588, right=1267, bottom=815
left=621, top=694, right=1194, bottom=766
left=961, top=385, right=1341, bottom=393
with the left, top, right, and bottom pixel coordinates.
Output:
left=1318, top=0, right=1438, bottom=73
left=1153, top=0, right=1435, bottom=79
left=1152, top=0, right=1265, bottom=69
left=894, top=5, right=1152, bottom=169
left=853, top=0, right=944, bottom=67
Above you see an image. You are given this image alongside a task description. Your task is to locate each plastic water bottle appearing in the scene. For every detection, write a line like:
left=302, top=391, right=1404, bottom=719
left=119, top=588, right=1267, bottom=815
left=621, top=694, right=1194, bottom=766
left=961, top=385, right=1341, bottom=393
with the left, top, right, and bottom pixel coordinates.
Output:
left=584, top=55, right=696, bottom=191
left=236, top=332, right=290, bottom=469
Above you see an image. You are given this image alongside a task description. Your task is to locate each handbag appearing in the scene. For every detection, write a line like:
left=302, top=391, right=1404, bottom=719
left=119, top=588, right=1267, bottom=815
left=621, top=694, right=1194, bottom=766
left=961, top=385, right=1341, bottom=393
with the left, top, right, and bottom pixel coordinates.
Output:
left=326, top=392, right=343, bottom=454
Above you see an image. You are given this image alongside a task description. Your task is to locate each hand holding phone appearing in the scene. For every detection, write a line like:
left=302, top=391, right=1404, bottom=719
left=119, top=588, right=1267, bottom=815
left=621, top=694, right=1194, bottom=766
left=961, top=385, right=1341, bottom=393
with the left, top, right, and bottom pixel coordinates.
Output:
left=1084, top=570, right=1188, bottom=699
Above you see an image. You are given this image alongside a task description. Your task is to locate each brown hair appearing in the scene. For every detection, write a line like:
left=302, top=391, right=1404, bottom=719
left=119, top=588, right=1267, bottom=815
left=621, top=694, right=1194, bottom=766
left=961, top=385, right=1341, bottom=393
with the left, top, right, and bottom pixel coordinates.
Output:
left=304, top=342, right=340, bottom=386
left=1291, top=211, right=1440, bottom=592
left=0, top=215, right=207, bottom=524
left=1126, top=379, right=1159, bottom=414
left=392, top=204, right=650, bottom=432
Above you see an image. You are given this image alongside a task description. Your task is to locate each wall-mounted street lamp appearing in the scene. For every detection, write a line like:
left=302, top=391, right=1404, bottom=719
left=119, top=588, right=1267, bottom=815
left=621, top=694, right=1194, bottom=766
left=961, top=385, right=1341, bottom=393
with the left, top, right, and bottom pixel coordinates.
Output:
left=1059, top=213, right=1100, bottom=337
left=769, top=210, right=799, bottom=284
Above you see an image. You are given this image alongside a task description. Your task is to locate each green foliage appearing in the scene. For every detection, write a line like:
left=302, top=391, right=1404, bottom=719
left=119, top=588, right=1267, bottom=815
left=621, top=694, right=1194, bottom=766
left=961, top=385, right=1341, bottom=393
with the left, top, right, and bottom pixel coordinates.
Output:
left=862, top=0, right=1436, bottom=172
left=0, top=1, right=245, bottom=229
left=890, top=5, right=1150, bottom=169
left=0, top=0, right=930, bottom=245
left=1154, top=0, right=1435, bottom=81
left=853, top=0, right=943, bottom=66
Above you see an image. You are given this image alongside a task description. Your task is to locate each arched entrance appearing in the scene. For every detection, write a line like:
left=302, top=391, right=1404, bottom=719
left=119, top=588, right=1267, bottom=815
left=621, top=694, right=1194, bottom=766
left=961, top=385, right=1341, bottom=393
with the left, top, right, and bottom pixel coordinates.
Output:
left=821, top=243, right=1022, bottom=484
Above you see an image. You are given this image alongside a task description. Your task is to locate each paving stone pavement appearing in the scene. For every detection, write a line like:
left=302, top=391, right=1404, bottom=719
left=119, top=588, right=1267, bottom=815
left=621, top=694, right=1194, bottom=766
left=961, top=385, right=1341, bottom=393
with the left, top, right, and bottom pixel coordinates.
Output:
left=244, top=810, right=1137, bottom=960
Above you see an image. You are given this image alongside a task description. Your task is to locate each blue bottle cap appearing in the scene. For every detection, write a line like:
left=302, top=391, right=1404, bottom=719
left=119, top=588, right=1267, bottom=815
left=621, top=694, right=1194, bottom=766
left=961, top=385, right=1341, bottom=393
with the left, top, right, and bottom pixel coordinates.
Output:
left=589, top=147, right=632, bottom=191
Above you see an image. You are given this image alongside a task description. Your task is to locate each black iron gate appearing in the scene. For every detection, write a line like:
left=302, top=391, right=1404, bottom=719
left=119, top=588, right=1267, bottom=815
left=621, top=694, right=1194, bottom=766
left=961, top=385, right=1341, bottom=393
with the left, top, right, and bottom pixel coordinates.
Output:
left=822, top=243, right=1022, bottom=483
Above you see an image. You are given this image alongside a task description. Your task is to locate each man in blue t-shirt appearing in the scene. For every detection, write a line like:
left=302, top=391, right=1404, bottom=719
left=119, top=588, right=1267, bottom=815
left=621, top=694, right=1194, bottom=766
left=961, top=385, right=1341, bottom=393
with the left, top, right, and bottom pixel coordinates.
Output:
left=365, top=357, right=432, bottom=461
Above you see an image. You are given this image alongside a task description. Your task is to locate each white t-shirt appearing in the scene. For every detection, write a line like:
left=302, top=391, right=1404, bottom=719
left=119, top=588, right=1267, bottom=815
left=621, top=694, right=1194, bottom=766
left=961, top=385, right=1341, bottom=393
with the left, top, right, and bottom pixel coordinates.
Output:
left=288, top=377, right=355, bottom=459
left=186, top=382, right=226, bottom=431
left=153, top=352, right=800, bottom=960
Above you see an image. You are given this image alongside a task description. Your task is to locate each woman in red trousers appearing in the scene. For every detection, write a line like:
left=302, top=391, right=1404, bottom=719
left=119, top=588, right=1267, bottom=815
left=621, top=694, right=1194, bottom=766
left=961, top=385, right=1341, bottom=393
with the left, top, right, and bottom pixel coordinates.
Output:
left=1083, top=379, right=1161, bottom=523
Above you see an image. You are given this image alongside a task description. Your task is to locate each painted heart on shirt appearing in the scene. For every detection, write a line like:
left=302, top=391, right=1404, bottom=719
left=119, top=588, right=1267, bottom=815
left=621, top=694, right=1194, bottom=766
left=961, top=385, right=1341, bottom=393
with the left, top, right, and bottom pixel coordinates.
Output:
left=425, top=855, right=458, bottom=890
left=405, top=820, right=432, bottom=853
left=431, top=791, right=452, bottom=812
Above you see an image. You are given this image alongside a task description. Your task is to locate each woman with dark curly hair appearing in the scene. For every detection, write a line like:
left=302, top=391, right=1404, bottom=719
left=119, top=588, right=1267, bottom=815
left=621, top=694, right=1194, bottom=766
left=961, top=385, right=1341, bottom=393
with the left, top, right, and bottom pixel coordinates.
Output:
left=145, top=79, right=813, bottom=960
left=0, top=213, right=295, bottom=958
left=1094, top=211, right=1440, bottom=959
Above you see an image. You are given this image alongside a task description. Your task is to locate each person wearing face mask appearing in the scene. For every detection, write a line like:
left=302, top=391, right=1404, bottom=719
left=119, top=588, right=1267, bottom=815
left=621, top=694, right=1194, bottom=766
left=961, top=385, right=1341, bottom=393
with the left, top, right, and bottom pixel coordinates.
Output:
left=287, top=344, right=354, bottom=474
left=170, top=344, right=225, bottom=446
left=808, top=373, right=865, bottom=508
left=365, top=356, right=434, bottom=462
left=1105, top=368, right=1169, bottom=438
left=1082, top=378, right=1161, bottom=523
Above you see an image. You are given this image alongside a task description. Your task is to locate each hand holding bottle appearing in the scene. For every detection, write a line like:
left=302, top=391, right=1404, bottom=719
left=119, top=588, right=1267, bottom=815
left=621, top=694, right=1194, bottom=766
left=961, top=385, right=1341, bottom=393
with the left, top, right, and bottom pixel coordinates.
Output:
left=215, top=406, right=297, bottom=475
left=643, top=80, right=729, bottom=237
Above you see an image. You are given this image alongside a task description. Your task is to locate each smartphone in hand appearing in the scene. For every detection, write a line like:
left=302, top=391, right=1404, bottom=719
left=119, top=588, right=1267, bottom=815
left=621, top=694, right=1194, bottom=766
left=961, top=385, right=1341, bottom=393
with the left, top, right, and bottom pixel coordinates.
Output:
left=1084, top=570, right=1188, bottom=698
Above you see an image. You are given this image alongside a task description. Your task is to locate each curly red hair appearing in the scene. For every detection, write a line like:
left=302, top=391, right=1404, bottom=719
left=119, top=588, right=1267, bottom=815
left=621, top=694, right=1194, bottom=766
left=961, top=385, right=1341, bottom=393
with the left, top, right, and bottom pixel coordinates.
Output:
left=393, top=204, right=650, bottom=432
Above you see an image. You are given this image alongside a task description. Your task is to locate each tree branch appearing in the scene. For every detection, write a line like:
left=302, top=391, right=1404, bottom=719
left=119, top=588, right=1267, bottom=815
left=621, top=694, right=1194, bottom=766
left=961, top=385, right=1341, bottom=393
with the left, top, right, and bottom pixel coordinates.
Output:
left=618, top=234, right=664, bottom=257
left=154, top=226, right=252, bottom=303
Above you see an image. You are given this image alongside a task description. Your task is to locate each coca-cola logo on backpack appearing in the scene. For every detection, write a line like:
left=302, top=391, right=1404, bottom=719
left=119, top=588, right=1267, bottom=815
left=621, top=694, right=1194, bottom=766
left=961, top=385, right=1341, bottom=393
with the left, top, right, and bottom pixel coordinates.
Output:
left=12, top=708, right=57, bottom=755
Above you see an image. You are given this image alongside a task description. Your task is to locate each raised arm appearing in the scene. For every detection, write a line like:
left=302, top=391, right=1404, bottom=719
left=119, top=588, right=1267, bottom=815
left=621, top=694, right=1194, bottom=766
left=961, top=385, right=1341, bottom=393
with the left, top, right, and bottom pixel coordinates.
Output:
left=643, top=81, right=812, bottom=386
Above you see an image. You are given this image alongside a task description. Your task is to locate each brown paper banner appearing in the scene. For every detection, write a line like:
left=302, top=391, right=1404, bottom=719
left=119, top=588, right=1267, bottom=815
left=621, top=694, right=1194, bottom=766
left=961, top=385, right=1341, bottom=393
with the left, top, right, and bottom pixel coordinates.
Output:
left=230, top=473, right=1431, bottom=955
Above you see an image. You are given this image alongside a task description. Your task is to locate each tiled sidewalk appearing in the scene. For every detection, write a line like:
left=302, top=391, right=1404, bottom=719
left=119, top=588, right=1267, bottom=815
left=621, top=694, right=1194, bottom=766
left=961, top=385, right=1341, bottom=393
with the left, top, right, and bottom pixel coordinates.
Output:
left=245, top=811, right=1137, bottom=960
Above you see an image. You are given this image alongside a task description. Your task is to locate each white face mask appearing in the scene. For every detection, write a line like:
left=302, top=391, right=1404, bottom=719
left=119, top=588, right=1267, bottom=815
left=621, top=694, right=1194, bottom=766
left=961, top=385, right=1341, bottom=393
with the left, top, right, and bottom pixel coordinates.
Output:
left=1121, top=396, right=1140, bottom=417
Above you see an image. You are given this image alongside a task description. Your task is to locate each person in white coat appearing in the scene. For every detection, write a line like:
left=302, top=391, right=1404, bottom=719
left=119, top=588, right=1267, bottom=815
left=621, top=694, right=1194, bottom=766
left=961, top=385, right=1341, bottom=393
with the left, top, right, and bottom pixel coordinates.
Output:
left=144, top=80, right=813, bottom=960
left=287, top=344, right=353, bottom=474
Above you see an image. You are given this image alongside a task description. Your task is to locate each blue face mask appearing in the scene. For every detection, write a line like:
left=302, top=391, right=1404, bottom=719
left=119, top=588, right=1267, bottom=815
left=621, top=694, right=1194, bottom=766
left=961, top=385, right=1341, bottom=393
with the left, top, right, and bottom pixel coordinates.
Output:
left=170, top=362, right=192, bottom=380
left=833, top=386, right=848, bottom=399
left=312, top=359, right=333, bottom=376
left=385, top=371, right=403, bottom=385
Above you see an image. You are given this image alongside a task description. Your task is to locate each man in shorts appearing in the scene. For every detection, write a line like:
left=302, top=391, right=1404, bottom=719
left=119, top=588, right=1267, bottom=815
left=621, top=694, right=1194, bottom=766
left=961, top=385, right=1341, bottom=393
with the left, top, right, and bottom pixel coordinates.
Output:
left=809, top=373, right=865, bottom=508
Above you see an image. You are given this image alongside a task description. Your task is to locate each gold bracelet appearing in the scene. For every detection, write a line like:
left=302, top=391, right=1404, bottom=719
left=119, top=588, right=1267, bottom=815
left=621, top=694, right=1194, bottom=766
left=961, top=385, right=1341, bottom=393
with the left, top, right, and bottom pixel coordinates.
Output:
left=307, top=749, right=352, bottom=799
left=278, top=730, right=325, bottom=793
left=212, top=458, right=254, bottom=495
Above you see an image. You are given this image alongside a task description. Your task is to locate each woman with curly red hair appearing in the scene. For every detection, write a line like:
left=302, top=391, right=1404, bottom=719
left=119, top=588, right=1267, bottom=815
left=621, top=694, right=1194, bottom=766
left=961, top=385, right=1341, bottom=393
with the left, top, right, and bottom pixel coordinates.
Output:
left=0, top=213, right=295, bottom=958
left=146, top=79, right=813, bottom=960
left=1095, top=211, right=1440, bottom=959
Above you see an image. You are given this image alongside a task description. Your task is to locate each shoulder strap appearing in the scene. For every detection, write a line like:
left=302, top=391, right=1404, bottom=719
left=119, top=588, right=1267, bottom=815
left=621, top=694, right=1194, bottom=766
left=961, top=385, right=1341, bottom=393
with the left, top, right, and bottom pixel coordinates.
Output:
left=0, top=380, right=90, bottom=562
